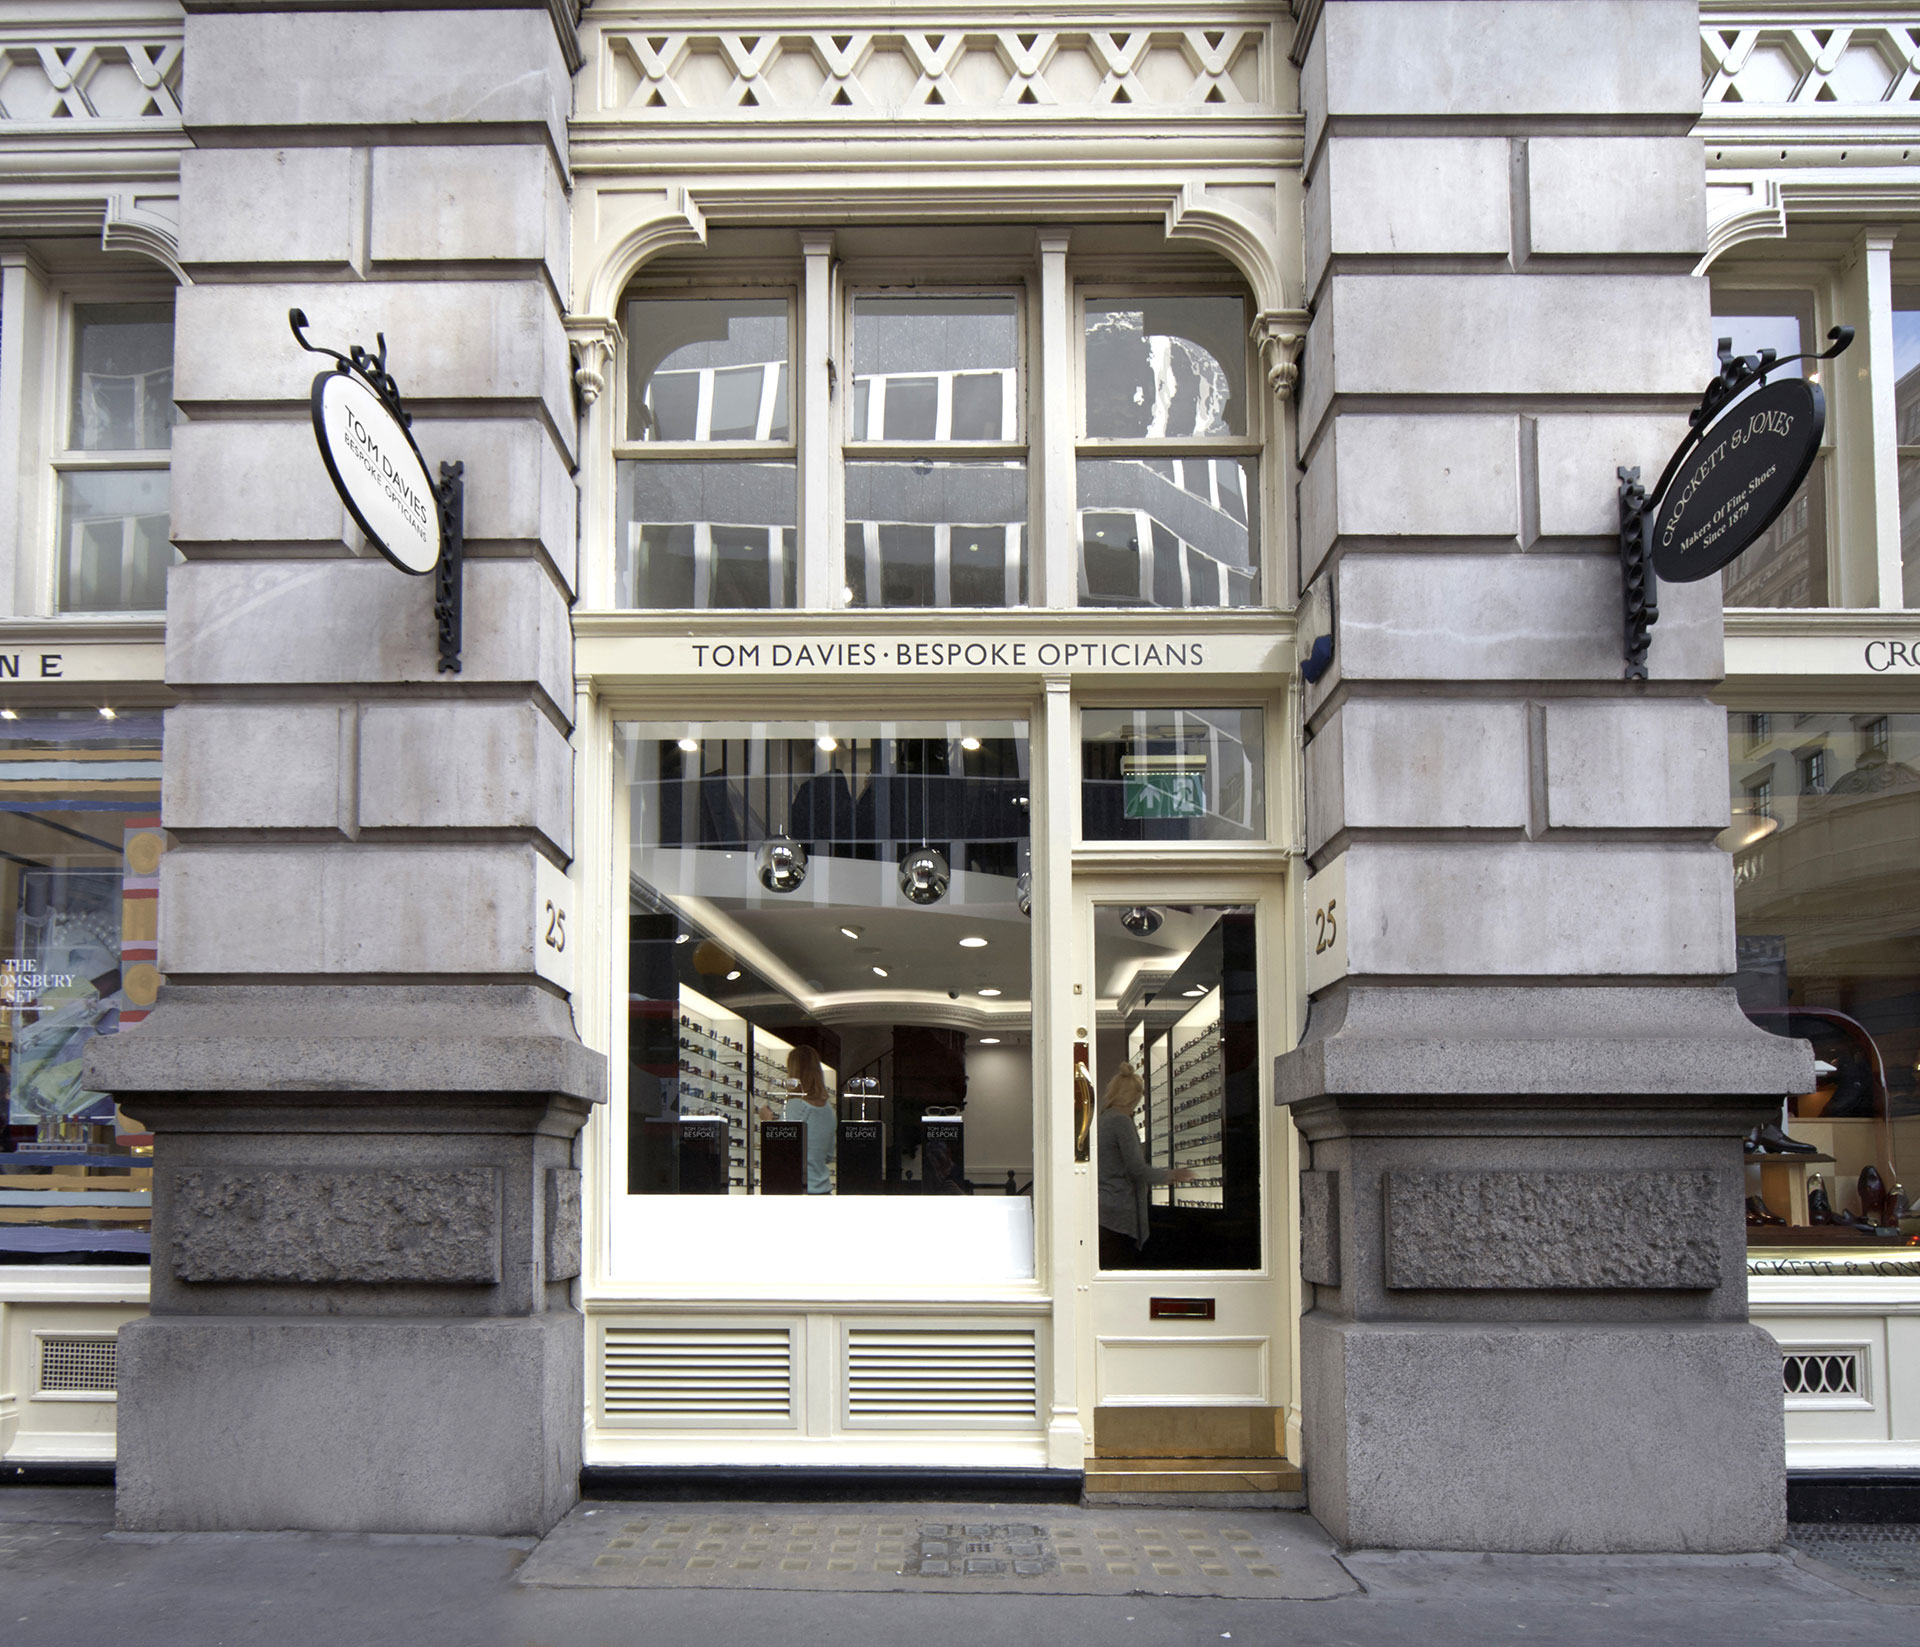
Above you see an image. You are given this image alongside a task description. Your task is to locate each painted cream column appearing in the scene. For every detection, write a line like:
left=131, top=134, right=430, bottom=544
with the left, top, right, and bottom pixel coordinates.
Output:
left=1279, top=0, right=1809, bottom=1553
left=87, top=0, right=604, bottom=1535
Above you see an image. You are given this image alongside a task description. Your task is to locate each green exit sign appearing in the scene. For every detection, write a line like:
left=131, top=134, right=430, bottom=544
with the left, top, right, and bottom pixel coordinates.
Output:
left=1122, top=753, right=1207, bottom=819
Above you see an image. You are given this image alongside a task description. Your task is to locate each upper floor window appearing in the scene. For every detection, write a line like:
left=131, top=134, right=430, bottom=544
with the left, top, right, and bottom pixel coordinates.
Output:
left=55, top=302, right=176, bottom=613
left=608, top=249, right=1263, bottom=614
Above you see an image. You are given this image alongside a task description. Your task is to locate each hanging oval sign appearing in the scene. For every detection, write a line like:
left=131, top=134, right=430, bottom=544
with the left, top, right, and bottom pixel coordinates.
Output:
left=1652, top=375, right=1825, bottom=584
left=311, top=370, right=441, bottom=576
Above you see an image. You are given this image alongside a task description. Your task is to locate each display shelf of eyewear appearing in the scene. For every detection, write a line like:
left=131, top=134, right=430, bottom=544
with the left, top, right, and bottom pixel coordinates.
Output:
left=1166, top=988, right=1224, bottom=1209
left=675, top=984, right=750, bottom=1191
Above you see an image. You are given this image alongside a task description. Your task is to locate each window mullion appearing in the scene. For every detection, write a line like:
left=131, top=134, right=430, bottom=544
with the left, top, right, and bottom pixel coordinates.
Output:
left=800, top=233, right=836, bottom=609
left=1036, top=233, right=1075, bottom=609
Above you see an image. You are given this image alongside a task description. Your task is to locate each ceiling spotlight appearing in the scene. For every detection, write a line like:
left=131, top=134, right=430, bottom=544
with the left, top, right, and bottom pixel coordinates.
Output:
left=959, top=936, right=988, bottom=949
left=840, top=926, right=861, bottom=940
left=1183, top=987, right=1205, bottom=997
left=978, top=988, right=1002, bottom=998
left=676, top=736, right=699, bottom=752
left=979, top=1037, right=1001, bottom=1045
left=1119, top=905, right=1163, bottom=938
left=960, top=736, right=981, bottom=751
left=898, top=846, right=950, bottom=905
left=726, top=969, right=743, bottom=982
left=817, top=735, right=838, bottom=753
left=755, top=832, right=809, bottom=893
left=872, top=965, right=889, bottom=978
left=98, top=706, right=116, bottom=720
left=674, top=932, right=690, bottom=945
left=0, top=710, right=15, bottom=722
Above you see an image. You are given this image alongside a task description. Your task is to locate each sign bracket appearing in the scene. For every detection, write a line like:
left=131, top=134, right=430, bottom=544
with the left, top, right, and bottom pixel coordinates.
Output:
left=434, top=462, right=463, bottom=675
left=1615, top=325, right=1854, bottom=680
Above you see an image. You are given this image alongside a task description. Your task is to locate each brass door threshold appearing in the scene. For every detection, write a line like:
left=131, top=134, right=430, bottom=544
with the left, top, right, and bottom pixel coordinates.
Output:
left=1083, top=1457, right=1305, bottom=1495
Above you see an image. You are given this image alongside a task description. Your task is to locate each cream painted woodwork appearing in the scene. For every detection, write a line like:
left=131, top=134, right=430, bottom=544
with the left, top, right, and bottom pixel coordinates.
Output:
left=0, top=1271, right=146, bottom=1465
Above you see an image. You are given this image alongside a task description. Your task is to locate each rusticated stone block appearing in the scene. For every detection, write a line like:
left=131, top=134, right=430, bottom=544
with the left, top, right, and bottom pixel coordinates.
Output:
left=1301, top=1170, right=1341, bottom=1287
left=1383, top=1169, right=1720, bottom=1289
left=171, top=1168, right=501, bottom=1284
left=545, top=1167, right=581, bottom=1283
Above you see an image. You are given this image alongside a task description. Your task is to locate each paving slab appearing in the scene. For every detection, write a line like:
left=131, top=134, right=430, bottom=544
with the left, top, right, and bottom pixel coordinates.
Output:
left=1788, top=1523, right=1920, bottom=1604
left=516, top=1497, right=1357, bottom=1598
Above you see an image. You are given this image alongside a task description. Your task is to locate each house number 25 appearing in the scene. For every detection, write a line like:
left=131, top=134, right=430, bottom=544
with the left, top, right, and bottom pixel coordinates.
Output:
left=543, top=899, right=567, bottom=953
left=1313, top=898, right=1338, bottom=955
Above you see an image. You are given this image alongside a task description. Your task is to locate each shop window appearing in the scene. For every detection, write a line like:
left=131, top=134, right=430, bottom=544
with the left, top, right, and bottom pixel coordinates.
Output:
left=1078, top=296, right=1258, bottom=608
left=1080, top=707, right=1265, bottom=843
left=612, top=719, right=1034, bottom=1284
left=616, top=297, right=797, bottom=609
left=1725, top=709, right=1920, bottom=1248
left=844, top=295, right=1027, bottom=608
left=1093, top=904, right=1260, bottom=1272
left=1711, top=294, right=1829, bottom=609
left=1895, top=291, right=1920, bottom=607
left=0, top=710, right=163, bottom=1266
left=55, top=303, right=176, bottom=613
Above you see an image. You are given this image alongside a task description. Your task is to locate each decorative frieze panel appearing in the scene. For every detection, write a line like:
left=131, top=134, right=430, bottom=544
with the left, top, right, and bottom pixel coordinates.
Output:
left=596, top=26, right=1270, bottom=118
left=1702, top=21, right=1920, bottom=110
left=0, top=38, right=182, bottom=124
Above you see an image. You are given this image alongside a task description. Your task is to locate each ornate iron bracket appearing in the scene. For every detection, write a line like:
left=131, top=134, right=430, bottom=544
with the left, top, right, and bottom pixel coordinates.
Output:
left=435, top=461, right=464, bottom=675
left=289, top=306, right=463, bottom=673
left=1615, top=324, right=1854, bottom=680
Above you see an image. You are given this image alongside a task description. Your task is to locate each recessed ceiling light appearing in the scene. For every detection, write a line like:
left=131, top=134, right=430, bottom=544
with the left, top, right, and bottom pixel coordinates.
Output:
left=979, top=1037, right=1000, bottom=1045
left=818, top=736, right=838, bottom=752
left=958, top=936, right=988, bottom=949
left=1183, top=987, right=1205, bottom=997
left=840, top=926, right=861, bottom=940
left=0, top=710, right=15, bottom=721
left=726, top=969, right=743, bottom=981
left=677, top=737, right=699, bottom=752
left=960, top=736, right=981, bottom=751
left=675, top=933, right=690, bottom=945
left=98, top=706, right=116, bottom=720
left=872, top=966, right=889, bottom=978
left=978, top=988, right=1002, bottom=998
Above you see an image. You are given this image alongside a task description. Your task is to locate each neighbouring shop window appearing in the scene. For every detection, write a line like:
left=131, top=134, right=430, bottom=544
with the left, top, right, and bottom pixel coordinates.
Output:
left=844, top=295, right=1028, bottom=608
left=56, top=304, right=176, bottom=613
left=1726, top=709, right=1920, bottom=1250
left=616, top=297, right=797, bottom=609
left=1895, top=291, right=1920, bottom=607
left=1079, top=296, right=1258, bottom=609
left=613, top=719, right=1034, bottom=1283
left=0, top=711, right=163, bottom=1265
left=1094, top=904, right=1260, bottom=1272
left=1711, top=296, right=1829, bottom=608
left=1080, top=707, right=1265, bottom=842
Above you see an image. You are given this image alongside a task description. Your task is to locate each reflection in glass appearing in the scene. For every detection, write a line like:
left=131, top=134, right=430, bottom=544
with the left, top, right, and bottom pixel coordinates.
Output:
left=1897, top=305, right=1920, bottom=606
left=850, top=297, right=1019, bottom=442
left=1083, top=297, right=1246, bottom=439
left=844, top=461, right=1027, bottom=608
left=70, top=304, right=173, bottom=451
left=0, top=711, right=164, bottom=1265
left=57, top=470, right=173, bottom=613
left=1726, top=710, right=1920, bottom=1247
left=1094, top=904, right=1259, bottom=1271
left=618, top=721, right=1032, bottom=1207
left=615, top=460, right=797, bottom=609
left=1082, top=708, right=1264, bottom=843
left=1077, top=457, right=1255, bottom=607
left=624, top=298, right=791, bottom=443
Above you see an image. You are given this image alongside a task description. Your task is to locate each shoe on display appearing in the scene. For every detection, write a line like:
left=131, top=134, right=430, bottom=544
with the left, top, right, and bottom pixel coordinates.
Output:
left=1744, top=1127, right=1763, bottom=1155
left=1809, top=1176, right=1836, bottom=1225
left=1859, top=1165, right=1887, bottom=1222
left=1757, top=1123, right=1818, bottom=1156
left=1745, top=1195, right=1788, bottom=1226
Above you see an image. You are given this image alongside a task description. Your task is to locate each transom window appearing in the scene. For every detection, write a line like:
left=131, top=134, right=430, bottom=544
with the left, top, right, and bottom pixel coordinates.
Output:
left=610, top=247, right=1264, bottom=613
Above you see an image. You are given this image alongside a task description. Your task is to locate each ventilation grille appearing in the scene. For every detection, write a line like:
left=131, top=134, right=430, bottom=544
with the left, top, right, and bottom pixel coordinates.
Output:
left=1784, top=1349, right=1863, bottom=1399
left=846, top=1328, right=1039, bottom=1427
left=602, top=1326, right=794, bottom=1425
left=39, top=1336, right=117, bottom=1394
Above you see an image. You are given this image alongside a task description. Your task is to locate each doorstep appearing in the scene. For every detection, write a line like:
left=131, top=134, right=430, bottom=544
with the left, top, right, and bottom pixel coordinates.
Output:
left=1083, top=1456, right=1306, bottom=1509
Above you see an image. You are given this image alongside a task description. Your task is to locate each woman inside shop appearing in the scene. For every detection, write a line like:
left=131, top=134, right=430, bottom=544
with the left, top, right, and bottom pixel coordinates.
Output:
left=770, top=1044, right=836, bottom=1195
left=1097, top=1063, right=1193, bottom=1269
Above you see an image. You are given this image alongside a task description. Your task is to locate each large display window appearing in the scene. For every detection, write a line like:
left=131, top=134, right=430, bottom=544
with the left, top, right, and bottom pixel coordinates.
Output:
left=612, top=717, right=1036, bottom=1284
left=0, top=710, right=163, bottom=1265
left=1728, top=708, right=1920, bottom=1248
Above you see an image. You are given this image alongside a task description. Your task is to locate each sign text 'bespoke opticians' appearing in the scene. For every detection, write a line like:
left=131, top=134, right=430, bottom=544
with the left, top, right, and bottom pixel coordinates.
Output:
left=688, top=638, right=1210, bottom=671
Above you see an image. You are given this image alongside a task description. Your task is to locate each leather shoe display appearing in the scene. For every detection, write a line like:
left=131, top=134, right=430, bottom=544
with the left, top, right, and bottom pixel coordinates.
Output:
left=1809, top=1178, right=1836, bottom=1225
left=1745, top=1195, right=1788, bottom=1226
left=1756, top=1123, right=1818, bottom=1156
left=1859, top=1165, right=1887, bottom=1222
left=1744, top=1127, right=1762, bottom=1155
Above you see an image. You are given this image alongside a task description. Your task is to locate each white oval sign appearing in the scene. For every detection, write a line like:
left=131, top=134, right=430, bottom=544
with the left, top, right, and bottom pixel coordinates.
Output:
left=312, top=371, right=441, bottom=575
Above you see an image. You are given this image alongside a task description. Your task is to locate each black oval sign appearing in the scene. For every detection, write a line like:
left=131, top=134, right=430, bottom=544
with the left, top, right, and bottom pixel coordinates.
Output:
left=1652, top=375, right=1825, bottom=584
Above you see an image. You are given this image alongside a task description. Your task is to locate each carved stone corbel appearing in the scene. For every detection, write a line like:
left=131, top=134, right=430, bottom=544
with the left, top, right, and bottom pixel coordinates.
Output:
left=567, top=317, right=622, bottom=408
left=1253, top=309, right=1308, bottom=399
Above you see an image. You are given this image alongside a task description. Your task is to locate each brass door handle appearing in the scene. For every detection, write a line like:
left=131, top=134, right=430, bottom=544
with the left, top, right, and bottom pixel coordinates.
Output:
left=1073, top=1042, right=1094, bottom=1164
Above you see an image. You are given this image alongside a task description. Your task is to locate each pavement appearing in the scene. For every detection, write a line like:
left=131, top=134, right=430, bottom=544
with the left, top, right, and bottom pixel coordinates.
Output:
left=5, top=1485, right=1920, bottom=1646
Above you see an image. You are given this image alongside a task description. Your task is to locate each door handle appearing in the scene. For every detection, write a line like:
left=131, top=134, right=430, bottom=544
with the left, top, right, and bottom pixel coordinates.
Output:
left=1073, top=1041, right=1094, bottom=1164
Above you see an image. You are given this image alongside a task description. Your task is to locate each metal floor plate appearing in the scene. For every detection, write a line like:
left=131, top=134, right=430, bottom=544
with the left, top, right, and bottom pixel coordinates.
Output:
left=517, top=1501, right=1356, bottom=1598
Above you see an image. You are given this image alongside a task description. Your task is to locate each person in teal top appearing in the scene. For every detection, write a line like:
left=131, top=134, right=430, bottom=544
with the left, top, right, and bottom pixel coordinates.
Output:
left=781, top=1044, right=836, bottom=1194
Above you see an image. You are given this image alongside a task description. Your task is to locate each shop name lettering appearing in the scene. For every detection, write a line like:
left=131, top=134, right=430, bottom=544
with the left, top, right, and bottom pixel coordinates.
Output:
left=340, top=403, right=432, bottom=540
left=689, top=640, right=1208, bottom=670
left=0, top=654, right=66, bottom=677
left=1864, top=640, right=1920, bottom=671
left=1661, top=406, right=1794, bottom=553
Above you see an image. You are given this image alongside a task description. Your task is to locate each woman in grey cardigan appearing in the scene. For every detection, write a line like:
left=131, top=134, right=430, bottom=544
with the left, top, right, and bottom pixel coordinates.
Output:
left=1096, top=1063, right=1193, bottom=1270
